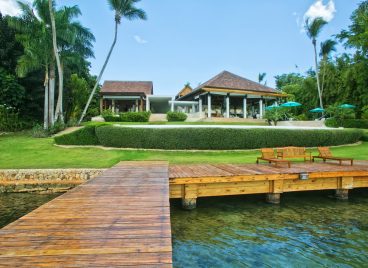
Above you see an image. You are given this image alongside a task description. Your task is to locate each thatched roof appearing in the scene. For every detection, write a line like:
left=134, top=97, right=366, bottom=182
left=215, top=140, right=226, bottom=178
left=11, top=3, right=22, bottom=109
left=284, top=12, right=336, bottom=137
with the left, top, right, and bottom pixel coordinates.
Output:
left=101, top=81, right=153, bottom=95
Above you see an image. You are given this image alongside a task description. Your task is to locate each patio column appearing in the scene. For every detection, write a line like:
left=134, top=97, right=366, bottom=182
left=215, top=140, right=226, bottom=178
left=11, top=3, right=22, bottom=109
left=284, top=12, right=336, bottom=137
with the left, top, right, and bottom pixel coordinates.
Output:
left=135, top=100, right=139, bottom=112
left=259, top=98, right=263, bottom=119
left=225, top=94, right=230, bottom=118
left=207, top=93, right=212, bottom=118
left=99, top=98, right=103, bottom=114
left=171, top=101, right=174, bottom=112
left=243, top=95, right=247, bottom=119
left=112, top=99, right=116, bottom=114
left=192, top=104, right=195, bottom=113
left=146, top=97, right=150, bottom=112
left=199, top=97, right=203, bottom=117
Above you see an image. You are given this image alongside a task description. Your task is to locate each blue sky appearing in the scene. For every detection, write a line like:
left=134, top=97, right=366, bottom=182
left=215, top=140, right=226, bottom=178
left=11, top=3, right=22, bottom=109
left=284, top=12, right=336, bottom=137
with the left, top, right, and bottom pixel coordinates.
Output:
left=0, top=0, right=362, bottom=95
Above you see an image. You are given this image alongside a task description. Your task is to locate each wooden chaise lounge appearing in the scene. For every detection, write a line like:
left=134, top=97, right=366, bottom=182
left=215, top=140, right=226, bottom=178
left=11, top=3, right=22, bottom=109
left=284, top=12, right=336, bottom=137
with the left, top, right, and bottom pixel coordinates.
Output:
left=256, top=148, right=291, bottom=168
left=277, top=147, right=312, bottom=162
left=313, top=147, right=354, bottom=166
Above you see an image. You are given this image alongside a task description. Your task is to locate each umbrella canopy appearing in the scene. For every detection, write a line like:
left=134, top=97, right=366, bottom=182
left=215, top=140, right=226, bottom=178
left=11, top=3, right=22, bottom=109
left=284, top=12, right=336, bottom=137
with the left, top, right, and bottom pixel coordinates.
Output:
left=265, top=104, right=280, bottom=111
left=281, top=101, right=302, bottom=107
left=339, top=104, right=356, bottom=109
left=309, top=107, right=325, bottom=113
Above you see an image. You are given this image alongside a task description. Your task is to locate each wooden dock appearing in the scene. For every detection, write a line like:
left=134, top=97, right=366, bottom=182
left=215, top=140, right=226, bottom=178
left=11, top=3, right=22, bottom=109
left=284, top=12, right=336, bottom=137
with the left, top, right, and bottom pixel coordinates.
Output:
left=0, top=161, right=172, bottom=267
left=169, top=161, right=368, bottom=209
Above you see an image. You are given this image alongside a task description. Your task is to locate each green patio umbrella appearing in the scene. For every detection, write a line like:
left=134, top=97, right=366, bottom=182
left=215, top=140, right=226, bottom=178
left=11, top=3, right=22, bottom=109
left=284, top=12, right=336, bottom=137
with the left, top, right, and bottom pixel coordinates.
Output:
left=339, top=104, right=356, bottom=109
left=309, top=107, right=325, bottom=113
left=280, top=101, right=302, bottom=107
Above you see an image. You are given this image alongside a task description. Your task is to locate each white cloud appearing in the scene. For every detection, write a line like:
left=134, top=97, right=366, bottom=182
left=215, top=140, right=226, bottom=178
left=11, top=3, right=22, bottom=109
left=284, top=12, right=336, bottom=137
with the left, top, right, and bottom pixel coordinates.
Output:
left=134, top=35, right=148, bottom=44
left=0, top=0, right=22, bottom=16
left=304, top=0, right=336, bottom=22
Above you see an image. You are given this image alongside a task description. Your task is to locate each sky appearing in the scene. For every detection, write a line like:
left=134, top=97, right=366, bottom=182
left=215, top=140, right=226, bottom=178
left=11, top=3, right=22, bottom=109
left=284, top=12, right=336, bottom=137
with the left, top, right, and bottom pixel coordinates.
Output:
left=0, top=0, right=362, bottom=95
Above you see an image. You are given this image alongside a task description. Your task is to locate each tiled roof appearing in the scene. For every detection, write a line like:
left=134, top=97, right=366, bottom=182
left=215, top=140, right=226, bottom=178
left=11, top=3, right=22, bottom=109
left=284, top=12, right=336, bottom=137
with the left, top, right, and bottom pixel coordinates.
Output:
left=193, top=71, right=278, bottom=93
left=101, top=81, right=153, bottom=95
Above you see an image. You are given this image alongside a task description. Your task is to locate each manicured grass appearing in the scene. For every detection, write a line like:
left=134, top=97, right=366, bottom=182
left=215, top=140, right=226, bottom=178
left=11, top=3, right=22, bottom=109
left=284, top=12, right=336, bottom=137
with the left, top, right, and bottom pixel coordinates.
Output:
left=0, top=132, right=367, bottom=169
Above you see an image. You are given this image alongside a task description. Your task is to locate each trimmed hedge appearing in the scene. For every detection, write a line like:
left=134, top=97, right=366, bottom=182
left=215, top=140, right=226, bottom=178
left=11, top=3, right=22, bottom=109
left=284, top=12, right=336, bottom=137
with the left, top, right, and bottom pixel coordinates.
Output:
left=54, top=125, right=100, bottom=145
left=326, top=118, right=368, bottom=129
left=166, top=112, right=187, bottom=122
left=103, top=112, right=151, bottom=122
left=85, top=126, right=363, bottom=150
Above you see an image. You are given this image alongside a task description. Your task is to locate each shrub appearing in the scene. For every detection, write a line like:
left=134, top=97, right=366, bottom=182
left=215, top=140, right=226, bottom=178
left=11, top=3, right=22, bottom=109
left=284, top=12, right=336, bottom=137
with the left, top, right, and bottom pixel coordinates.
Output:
left=326, top=118, right=368, bottom=129
left=0, top=104, right=23, bottom=131
left=92, top=126, right=363, bottom=150
left=31, top=124, right=49, bottom=138
left=120, top=111, right=151, bottom=122
left=362, top=106, right=368, bottom=120
left=54, top=125, right=101, bottom=145
left=362, top=132, right=368, bottom=142
left=167, top=111, right=187, bottom=122
left=264, top=108, right=285, bottom=126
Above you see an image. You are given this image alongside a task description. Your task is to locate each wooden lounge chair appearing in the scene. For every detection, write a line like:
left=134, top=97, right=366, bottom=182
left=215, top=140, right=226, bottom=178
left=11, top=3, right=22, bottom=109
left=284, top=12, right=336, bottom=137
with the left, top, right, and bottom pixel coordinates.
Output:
left=313, top=147, right=354, bottom=166
left=256, top=148, right=291, bottom=168
left=277, top=147, right=312, bottom=162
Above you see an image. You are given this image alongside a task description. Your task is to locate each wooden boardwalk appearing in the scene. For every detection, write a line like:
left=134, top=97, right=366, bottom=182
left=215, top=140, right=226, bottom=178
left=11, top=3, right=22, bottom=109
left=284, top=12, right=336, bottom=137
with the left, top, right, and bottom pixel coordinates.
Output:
left=0, top=161, right=172, bottom=267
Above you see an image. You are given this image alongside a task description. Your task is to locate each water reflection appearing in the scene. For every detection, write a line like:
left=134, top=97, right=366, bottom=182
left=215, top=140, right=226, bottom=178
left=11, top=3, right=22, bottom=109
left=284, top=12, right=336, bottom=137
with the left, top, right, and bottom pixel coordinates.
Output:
left=171, top=190, right=368, bottom=267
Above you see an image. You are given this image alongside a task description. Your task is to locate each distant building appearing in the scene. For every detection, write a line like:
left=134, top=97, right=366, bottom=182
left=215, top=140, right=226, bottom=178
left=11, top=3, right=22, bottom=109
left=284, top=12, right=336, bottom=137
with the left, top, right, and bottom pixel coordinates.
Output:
left=100, top=71, right=286, bottom=119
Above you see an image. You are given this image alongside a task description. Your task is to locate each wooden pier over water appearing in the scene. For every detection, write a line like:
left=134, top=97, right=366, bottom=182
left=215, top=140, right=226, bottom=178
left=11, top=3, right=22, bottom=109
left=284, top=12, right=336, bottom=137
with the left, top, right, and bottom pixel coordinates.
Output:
left=0, top=161, right=172, bottom=267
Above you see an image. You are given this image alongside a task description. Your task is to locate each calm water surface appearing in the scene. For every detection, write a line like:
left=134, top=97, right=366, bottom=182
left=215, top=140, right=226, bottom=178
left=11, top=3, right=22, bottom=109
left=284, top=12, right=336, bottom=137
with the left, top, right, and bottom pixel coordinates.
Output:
left=0, top=193, right=60, bottom=228
left=171, top=190, right=368, bottom=267
left=1, top=191, right=367, bottom=267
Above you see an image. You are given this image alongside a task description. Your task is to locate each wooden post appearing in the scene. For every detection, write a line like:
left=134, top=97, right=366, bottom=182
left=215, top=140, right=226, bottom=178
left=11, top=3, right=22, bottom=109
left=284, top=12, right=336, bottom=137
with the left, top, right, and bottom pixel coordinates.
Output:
left=335, top=177, right=353, bottom=200
left=243, top=95, right=247, bottom=118
left=225, top=94, right=230, bottom=118
left=182, top=184, right=198, bottom=210
left=266, top=180, right=283, bottom=204
left=207, top=93, right=212, bottom=118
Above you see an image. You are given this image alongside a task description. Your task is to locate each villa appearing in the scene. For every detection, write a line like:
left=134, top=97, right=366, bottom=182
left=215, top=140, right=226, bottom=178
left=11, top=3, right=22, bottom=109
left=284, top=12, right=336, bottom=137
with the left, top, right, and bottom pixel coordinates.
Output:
left=100, top=70, right=286, bottom=119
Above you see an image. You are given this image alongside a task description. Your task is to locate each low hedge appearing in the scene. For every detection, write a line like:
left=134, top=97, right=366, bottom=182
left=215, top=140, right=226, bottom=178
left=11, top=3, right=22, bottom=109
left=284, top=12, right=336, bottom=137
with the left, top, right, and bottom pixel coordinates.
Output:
left=54, top=125, right=100, bottom=145
left=326, top=118, right=368, bottom=129
left=87, top=126, right=363, bottom=150
left=167, top=112, right=187, bottom=122
left=103, top=112, right=151, bottom=122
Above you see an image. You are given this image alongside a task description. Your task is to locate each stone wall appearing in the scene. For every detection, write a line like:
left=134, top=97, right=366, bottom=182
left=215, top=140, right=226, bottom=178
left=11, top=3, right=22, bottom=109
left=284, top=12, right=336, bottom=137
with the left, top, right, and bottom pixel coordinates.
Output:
left=0, top=169, right=105, bottom=193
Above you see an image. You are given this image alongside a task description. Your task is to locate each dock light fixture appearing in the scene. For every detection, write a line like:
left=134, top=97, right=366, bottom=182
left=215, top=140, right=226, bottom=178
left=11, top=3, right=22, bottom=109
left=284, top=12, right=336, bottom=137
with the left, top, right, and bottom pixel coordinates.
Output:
left=299, top=172, right=309, bottom=180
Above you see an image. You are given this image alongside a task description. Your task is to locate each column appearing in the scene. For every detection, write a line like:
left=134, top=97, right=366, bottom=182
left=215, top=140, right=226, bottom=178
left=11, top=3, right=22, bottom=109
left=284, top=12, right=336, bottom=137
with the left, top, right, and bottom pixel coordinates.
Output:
left=207, top=93, right=212, bottom=118
left=171, top=101, right=174, bottom=112
left=259, top=98, right=263, bottom=119
left=243, top=95, right=247, bottom=118
left=99, top=98, right=103, bottom=114
left=199, top=97, right=203, bottom=117
left=192, top=104, right=195, bottom=113
left=135, top=99, right=139, bottom=112
left=146, top=97, right=150, bottom=112
left=225, top=94, right=230, bottom=118
left=112, top=99, right=116, bottom=114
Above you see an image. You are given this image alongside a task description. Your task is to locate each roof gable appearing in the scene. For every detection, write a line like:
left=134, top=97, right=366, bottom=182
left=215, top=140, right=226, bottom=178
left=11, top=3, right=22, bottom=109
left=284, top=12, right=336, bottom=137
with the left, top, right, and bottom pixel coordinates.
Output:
left=194, top=71, right=278, bottom=94
left=101, top=81, right=153, bottom=95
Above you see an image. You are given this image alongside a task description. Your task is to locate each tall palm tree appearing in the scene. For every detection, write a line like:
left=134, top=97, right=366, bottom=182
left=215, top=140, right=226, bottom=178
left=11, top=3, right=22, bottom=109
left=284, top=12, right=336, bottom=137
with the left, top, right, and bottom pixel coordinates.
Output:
left=48, top=0, right=64, bottom=123
left=78, top=0, right=147, bottom=125
left=320, top=39, right=337, bottom=97
left=305, top=17, right=327, bottom=109
left=258, top=72, right=267, bottom=85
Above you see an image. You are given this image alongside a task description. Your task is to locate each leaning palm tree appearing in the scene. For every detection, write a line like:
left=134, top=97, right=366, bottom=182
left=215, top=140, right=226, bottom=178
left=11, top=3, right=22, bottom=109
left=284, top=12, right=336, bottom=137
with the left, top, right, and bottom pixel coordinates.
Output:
left=78, top=0, right=147, bottom=124
left=258, top=72, right=267, bottom=85
left=319, top=39, right=337, bottom=97
left=305, top=17, right=327, bottom=109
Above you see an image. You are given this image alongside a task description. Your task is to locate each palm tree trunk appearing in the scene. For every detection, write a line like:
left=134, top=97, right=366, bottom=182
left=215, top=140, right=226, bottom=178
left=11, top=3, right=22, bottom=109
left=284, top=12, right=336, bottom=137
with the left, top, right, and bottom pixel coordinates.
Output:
left=49, top=62, right=55, bottom=126
left=313, top=42, right=323, bottom=109
left=321, top=58, right=326, bottom=96
left=78, top=21, right=118, bottom=125
left=49, top=0, right=64, bottom=123
left=44, top=67, right=49, bottom=130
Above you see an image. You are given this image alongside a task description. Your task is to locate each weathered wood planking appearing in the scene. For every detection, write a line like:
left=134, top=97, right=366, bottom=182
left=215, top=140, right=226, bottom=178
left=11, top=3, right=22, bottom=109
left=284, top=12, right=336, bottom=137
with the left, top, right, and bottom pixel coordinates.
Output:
left=0, top=161, right=172, bottom=267
left=169, top=162, right=368, bottom=201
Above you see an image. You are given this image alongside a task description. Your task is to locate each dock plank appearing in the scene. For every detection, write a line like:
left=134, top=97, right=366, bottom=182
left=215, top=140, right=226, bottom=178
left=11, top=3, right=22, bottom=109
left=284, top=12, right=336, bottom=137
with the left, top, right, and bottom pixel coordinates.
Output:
left=0, top=161, right=172, bottom=267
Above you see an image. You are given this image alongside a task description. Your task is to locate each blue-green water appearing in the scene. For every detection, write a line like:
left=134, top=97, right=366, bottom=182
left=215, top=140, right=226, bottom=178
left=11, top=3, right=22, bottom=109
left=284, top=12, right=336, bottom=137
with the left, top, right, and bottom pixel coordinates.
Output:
left=171, top=190, right=368, bottom=267
left=1, top=191, right=368, bottom=267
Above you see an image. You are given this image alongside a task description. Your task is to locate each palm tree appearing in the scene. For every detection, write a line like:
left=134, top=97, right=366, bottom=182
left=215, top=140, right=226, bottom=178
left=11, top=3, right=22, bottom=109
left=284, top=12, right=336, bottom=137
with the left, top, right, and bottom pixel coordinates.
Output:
left=320, top=39, right=337, bottom=98
left=305, top=17, right=327, bottom=109
left=258, top=72, right=267, bottom=85
left=48, top=0, right=64, bottom=123
left=9, top=1, right=53, bottom=129
left=78, top=0, right=147, bottom=125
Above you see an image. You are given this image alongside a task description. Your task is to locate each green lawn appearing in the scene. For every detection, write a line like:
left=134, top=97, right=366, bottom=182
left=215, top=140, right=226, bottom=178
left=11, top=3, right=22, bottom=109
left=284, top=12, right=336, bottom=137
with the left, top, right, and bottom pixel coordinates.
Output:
left=0, top=132, right=367, bottom=169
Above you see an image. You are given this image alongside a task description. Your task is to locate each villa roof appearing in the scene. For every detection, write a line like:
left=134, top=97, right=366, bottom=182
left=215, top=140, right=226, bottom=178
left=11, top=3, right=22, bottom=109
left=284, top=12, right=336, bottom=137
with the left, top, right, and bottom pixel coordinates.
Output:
left=101, top=81, right=153, bottom=95
left=193, top=71, right=279, bottom=93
